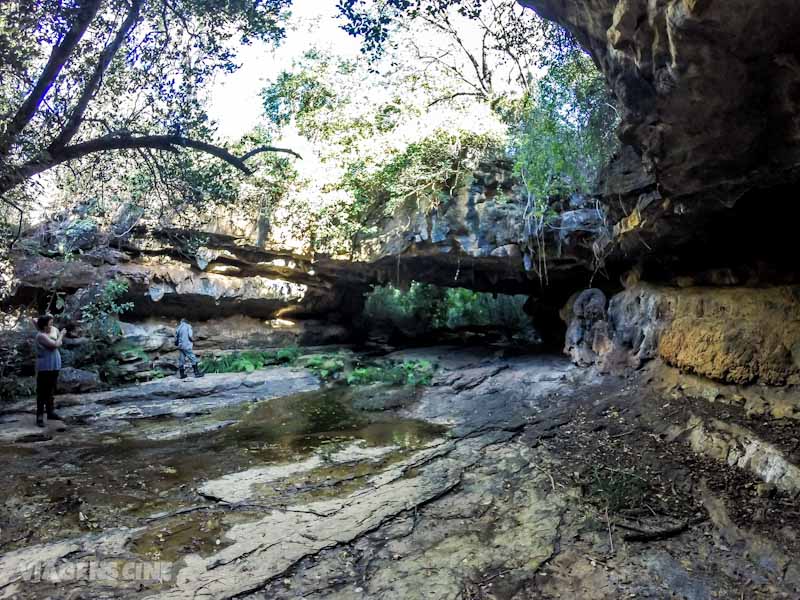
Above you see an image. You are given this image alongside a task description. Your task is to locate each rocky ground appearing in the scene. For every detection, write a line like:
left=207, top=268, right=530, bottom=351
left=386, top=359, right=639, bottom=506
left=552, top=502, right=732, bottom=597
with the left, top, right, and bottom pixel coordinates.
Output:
left=0, top=347, right=798, bottom=600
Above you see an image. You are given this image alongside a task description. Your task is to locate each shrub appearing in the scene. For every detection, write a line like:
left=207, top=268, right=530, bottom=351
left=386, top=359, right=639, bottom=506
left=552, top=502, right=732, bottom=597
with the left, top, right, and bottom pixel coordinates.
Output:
left=81, top=278, right=134, bottom=339
left=302, top=353, right=346, bottom=380
left=346, top=359, right=434, bottom=386
left=363, top=282, right=535, bottom=339
left=200, top=347, right=301, bottom=374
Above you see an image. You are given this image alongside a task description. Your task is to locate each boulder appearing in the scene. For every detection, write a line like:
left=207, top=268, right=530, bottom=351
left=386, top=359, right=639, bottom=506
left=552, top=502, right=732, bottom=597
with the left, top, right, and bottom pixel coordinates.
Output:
left=563, top=289, right=609, bottom=367
left=563, top=284, right=800, bottom=385
left=57, top=367, right=101, bottom=394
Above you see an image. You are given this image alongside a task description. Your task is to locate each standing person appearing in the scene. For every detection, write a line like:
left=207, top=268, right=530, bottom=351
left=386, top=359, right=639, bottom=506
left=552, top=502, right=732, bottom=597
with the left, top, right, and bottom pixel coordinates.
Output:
left=175, top=318, right=204, bottom=379
left=34, top=315, right=65, bottom=427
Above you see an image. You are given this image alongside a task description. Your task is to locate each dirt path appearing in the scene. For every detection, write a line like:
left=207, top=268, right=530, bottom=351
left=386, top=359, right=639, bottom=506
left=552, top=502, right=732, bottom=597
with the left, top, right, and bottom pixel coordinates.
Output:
left=1, top=348, right=798, bottom=599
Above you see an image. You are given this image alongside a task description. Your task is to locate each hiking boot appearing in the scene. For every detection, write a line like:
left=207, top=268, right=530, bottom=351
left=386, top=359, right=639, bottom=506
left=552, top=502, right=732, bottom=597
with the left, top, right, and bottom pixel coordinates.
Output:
left=193, top=364, right=205, bottom=378
left=179, top=367, right=187, bottom=379
left=36, top=416, right=45, bottom=427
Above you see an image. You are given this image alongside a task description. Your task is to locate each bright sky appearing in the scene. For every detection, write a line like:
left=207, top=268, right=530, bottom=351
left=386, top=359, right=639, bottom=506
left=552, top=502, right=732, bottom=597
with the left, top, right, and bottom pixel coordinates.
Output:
left=208, top=2, right=362, bottom=141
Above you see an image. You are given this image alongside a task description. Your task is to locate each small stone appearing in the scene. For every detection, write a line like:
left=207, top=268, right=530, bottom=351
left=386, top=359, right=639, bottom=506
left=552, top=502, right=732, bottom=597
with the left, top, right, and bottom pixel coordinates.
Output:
left=755, top=483, right=775, bottom=497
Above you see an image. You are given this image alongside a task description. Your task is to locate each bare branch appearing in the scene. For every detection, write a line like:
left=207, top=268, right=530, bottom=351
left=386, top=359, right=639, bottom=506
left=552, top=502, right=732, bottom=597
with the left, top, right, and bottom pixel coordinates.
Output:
left=240, top=145, right=302, bottom=162
left=427, top=91, right=484, bottom=108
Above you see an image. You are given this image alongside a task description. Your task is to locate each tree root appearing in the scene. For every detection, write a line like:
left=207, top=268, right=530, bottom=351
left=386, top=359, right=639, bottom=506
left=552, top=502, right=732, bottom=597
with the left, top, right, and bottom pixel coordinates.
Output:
left=619, top=516, right=707, bottom=542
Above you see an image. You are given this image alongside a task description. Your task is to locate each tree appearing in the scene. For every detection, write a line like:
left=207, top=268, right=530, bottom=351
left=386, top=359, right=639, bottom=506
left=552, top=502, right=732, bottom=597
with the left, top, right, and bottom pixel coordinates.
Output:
left=0, top=0, right=301, bottom=233
left=260, top=42, right=510, bottom=257
left=338, top=0, right=618, bottom=284
left=385, top=0, right=546, bottom=111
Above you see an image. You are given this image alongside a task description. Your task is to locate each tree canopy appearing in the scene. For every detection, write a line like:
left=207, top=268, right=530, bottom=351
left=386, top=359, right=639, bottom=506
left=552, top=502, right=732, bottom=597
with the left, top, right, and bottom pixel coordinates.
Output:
left=0, top=0, right=300, bottom=236
left=0, top=0, right=618, bottom=268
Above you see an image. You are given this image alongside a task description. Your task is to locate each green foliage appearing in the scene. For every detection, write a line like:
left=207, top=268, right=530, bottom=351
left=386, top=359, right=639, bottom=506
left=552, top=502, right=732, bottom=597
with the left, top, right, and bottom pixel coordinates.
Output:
left=198, top=346, right=431, bottom=387
left=1, top=0, right=293, bottom=206
left=275, top=346, right=303, bottom=362
left=513, top=52, right=617, bottom=206
left=105, top=340, right=150, bottom=361
left=95, top=357, right=126, bottom=387
left=364, top=282, right=447, bottom=336
left=262, top=58, right=337, bottom=134
left=262, top=50, right=389, bottom=151
left=302, top=354, right=347, bottom=381
left=346, top=360, right=434, bottom=386
left=508, top=39, right=618, bottom=284
left=200, top=347, right=301, bottom=374
left=81, top=278, right=134, bottom=340
left=342, top=129, right=502, bottom=219
left=364, top=282, right=533, bottom=337
left=260, top=40, right=511, bottom=257
left=436, top=288, right=531, bottom=331
left=0, top=375, right=35, bottom=403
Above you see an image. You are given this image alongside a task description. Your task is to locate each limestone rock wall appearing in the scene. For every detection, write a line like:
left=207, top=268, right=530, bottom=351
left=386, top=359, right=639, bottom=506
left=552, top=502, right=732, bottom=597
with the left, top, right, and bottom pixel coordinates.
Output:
left=564, top=284, right=800, bottom=386
left=368, top=161, right=610, bottom=298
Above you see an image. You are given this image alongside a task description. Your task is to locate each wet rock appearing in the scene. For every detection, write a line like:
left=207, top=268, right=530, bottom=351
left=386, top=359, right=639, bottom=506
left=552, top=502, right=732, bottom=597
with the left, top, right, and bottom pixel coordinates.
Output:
left=350, top=384, right=418, bottom=411
left=199, top=442, right=405, bottom=504
left=4, top=368, right=320, bottom=429
left=2, top=349, right=798, bottom=600
left=0, top=528, right=143, bottom=597
left=150, top=434, right=505, bottom=600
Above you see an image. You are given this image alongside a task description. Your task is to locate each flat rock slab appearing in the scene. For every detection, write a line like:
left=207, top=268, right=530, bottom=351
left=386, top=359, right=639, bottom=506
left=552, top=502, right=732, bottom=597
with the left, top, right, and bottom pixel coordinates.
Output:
left=153, top=435, right=497, bottom=600
left=199, top=441, right=415, bottom=504
left=4, top=368, right=319, bottom=429
left=0, top=414, right=66, bottom=444
left=408, top=352, right=583, bottom=435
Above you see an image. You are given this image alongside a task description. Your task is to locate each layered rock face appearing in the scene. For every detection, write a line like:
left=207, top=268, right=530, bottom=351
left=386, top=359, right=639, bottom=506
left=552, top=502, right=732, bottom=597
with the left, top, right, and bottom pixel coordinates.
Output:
left=3, top=225, right=363, bottom=389
left=565, top=283, right=800, bottom=386
left=520, top=0, right=800, bottom=263
left=8, top=225, right=376, bottom=322
left=368, top=161, right=609, bottom=302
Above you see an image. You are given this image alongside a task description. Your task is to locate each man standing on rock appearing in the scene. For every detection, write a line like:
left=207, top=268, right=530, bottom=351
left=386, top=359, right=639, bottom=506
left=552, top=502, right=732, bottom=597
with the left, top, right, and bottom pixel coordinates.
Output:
left=175, top=318, right=204, bottom=379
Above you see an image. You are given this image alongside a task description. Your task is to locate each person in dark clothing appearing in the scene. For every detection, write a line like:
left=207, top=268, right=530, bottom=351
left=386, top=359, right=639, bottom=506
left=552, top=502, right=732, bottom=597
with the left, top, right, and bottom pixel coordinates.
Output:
left=34, top=314, right=65, bottom=427
left=175, top=318, right=204, bottom=379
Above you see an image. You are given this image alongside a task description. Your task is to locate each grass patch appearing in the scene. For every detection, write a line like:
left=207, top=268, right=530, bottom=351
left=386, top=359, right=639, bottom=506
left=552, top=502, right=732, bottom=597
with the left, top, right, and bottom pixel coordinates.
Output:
left=301, top=354, right=347, bottom=380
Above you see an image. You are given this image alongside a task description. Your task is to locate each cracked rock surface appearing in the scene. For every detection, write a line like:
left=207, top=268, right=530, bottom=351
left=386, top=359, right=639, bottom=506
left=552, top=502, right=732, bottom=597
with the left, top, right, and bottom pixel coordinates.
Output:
left=2, top=348, right=799, bottom=599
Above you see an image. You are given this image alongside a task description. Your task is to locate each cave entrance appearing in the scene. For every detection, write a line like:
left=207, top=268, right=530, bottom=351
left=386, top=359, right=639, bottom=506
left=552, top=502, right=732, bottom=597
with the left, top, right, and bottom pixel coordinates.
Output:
left=359, top=282, right=546, bottom=350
